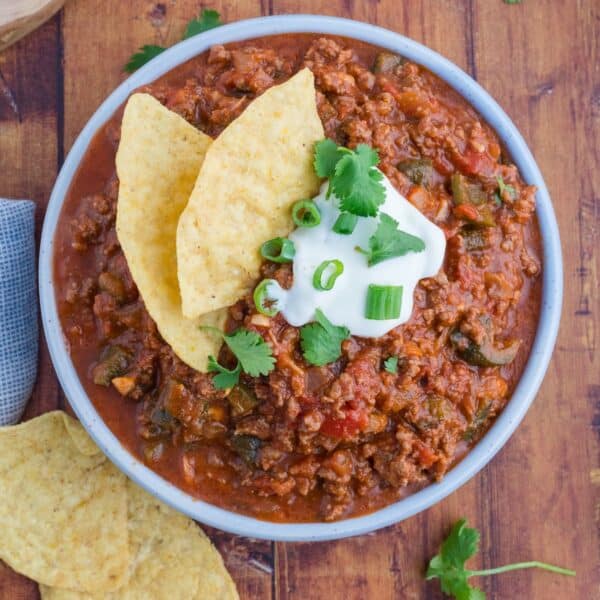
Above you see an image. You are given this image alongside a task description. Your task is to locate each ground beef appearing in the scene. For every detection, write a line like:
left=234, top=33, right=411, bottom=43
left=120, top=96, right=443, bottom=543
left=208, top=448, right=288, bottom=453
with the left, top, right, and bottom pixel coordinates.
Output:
left=56, top=35, right=541, bottom=522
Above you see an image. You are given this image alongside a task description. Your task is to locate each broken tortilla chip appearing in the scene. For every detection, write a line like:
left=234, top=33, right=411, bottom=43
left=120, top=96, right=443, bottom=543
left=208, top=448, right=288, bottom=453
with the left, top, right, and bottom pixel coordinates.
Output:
left=62, top=412, right=102, bottom=457
left=0, top=412, right=129, bottom=592
left=177, top=68, right=324, bottom=318
left=116, top=93, right=227, bottom=372
left=40, top=480, right=239, bottom=600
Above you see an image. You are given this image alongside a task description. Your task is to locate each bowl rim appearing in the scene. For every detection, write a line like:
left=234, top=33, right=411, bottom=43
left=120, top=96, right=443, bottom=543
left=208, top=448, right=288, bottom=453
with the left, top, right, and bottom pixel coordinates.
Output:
left=39, top=14, right=563, bottom=542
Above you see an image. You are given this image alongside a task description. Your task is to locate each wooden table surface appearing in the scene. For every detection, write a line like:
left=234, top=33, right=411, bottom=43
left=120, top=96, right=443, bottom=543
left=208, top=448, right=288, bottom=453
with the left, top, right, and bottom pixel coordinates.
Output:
left=0, top=1, right=598, bottom=598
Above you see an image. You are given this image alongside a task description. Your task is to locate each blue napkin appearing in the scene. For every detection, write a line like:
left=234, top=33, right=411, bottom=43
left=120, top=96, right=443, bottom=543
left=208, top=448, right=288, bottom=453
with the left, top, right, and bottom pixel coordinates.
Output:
left=0, top=199, right=38, bottom=425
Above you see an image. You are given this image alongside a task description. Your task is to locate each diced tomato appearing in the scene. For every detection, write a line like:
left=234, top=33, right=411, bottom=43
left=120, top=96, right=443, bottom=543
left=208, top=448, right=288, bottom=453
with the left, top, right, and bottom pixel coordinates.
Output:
left=453, top=204, right=480, bottom=222
left=320, top=407, right=369, bottom=439
left=415, top=441, right=437, bottom=469
left=459, top=147, right=496, bottom=177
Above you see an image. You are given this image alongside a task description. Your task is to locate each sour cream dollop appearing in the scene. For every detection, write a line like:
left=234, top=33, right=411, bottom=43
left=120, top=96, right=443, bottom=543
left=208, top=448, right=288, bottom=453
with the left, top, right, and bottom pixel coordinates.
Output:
left=270, top=174, right=446, bottom=338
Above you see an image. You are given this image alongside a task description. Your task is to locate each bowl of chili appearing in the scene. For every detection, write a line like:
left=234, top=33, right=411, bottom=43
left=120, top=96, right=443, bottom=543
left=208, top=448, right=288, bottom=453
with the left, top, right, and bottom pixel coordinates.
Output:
left=39, top=15, right=562, bottom=541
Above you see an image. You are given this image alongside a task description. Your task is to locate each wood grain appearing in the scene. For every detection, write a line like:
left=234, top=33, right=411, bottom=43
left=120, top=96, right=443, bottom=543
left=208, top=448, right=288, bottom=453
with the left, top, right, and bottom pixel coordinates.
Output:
left=0, top=1, right=598, bottom=598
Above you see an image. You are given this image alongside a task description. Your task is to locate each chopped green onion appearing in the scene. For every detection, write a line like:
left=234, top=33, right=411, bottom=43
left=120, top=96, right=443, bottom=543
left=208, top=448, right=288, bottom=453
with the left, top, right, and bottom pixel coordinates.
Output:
left=292, top=200, right=321, bottom=228
left=365, top=285, right=403, bottom=320
left=332, top=212, right=358, bottom=235
left=312, top=260, right=344, bottom=291
left=253, top=279, right=279, bottom=317
left=260, top=237, right=295, bottom=263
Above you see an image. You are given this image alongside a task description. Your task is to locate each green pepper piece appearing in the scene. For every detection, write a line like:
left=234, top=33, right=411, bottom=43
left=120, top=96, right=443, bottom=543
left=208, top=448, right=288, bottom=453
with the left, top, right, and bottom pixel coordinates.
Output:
left=461, top=228, right=488, bottom=251
left=476, top=206, right=496, bottom=227
left=450, top=329, right=520, bottom=367
left=228, top=385, right=259, bottom=417
left=398, top=158, right=436, bottom=187
left=463, top=404, right=492, bottom=442
left=451, top=173, right=487, bottom=205
left=231, top=434, right=261, bottom=465
left=92, top=345, right=132, bottom=386
left=373, top=51, right=404, bottom=74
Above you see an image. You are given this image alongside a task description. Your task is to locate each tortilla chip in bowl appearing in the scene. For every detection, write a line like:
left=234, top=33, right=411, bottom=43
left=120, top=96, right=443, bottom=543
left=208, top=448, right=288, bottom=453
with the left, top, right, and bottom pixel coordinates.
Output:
left=176, top=67, right=324, bottom=318
left=115, top=93, right=226, bottom=372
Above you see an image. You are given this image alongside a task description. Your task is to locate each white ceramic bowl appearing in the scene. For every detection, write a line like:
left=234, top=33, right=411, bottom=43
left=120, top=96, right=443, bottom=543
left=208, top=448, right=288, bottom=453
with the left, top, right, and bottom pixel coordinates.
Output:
left=39, top=15, right=562, bottom=542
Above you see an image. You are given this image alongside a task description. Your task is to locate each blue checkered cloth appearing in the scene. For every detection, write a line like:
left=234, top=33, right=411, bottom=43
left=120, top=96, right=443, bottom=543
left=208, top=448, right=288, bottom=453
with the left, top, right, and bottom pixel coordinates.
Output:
left=0, top=199, right=38, bottom=425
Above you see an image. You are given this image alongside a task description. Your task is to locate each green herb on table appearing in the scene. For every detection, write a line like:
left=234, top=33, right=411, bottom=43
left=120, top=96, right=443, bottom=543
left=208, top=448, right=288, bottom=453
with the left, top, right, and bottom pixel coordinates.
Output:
left=125, top=9, right=223, bottom=72
left=426, top=519, right=576, bottom=599
left=503, top=0, right=522, bottom=4
left=313, top=140, right=386, bottom=217
left=124, top=45, right=167, bottom=73
left=356, top=212, right=425, bottom=266
left=383, top=356, right=398, bottom=374
left=300, top=309, right=350, bottom=366
left=206, top=327, right=275, bottom=389
left=182, top=9, right=223, bottom=39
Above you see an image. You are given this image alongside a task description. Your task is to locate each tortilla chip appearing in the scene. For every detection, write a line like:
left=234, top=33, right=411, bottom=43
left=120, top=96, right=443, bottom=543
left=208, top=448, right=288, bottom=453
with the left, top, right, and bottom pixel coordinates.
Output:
left=62, top=413, right=102, bottom=457
left=40, top=480, right=239, bottom=600
left=0, top=412, right=129, bottom=592
left=177, top=68, right=324, bottom=318
left=116, top=93, right=227, bottom=372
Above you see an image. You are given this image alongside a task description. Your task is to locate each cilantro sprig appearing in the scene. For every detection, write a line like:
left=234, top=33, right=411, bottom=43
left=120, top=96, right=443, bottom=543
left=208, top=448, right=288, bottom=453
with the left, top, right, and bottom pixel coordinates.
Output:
left=300, top=309, right=350, bottom=366
left=206, top=327, right=275, bottom=390
left=314, top=139, right=345, bottom=178
left=427, top=519, right=575, bottom=599
left=357, top=212, right=425, bottom=266
left=383, top=356, right=398, bottom=373
left=125, top=9, right=223, bottom=73
left=182, top=9, right=222, bottom=39
left=495, top=175, right=516, bottom=204
left=207, top=356, right=241, bottom=390
left=125, top=45, right=167, bottom=73
left=314, top=140, right=386, bottom=217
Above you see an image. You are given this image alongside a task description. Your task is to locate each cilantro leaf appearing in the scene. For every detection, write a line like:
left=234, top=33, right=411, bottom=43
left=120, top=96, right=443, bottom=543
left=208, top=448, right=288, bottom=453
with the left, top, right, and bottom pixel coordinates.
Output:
left=207, top=356, right=241, bottom=390
left=383, top=356, right=398, bottom=374
left=503, top=0, right=521, bottom=4
left=332, top=144, right=386, bottom=217
left=183, top=9, right=223, bottom=40
left=223, top=329, right=275, bottom=377
left=314, top=138, right=343, bottom=178
left=124, top=45, right=166, bottom=73
left=205, top=327, right=275, bottom=389
left=300, top=309, right=350, bottom=366
left=357, top=213, right=425, bottom=266
left=496, top=176, right=516, bottom=202
left=125, top=10, right=223, bottom=73
left=426, top=520, right=486, bottom=600
left=441, top=519, right=480, bottom=569
left=426, top=519, right=575, bottom=599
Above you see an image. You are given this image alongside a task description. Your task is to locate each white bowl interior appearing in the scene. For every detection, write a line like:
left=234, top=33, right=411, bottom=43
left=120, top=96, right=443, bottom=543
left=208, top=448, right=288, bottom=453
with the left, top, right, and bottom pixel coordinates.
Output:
left=39, top=15, right=562, bottom=542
